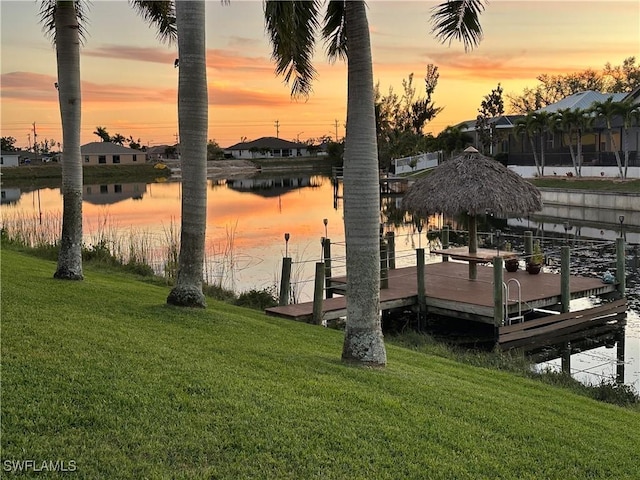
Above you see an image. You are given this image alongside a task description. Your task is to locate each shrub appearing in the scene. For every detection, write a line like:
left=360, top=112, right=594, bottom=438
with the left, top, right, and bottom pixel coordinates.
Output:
left=235, top=288, right=278, bottom=310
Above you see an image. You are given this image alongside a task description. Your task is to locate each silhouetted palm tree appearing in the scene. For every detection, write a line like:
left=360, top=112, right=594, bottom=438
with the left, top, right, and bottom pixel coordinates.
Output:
left=590, top=97, right=624, bottom=177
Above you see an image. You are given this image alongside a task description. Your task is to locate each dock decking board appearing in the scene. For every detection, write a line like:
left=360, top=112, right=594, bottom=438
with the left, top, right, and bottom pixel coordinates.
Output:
left=265, top=262, right=617, bottom=324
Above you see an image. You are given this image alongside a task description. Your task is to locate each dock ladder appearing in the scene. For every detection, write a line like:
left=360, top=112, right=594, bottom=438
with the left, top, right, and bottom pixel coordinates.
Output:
left=502, top=278, right=524, bottom=326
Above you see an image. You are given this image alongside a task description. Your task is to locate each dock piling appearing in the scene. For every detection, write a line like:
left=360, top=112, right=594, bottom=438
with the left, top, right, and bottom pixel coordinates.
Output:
left=561, top=246, right=570, bottom=313
left=323, top=238, right=333, bottom=299
left=616, top=237, right=626, bottom=296
left=380, top=239, right=389, bottom=289
left=416, top=248, right=426, bottom=329
left=524, top=231, right=533, bottom=262
left=312, top=262, right=324, bottom=324
left=442, top=225, right=450, bottom=262
left=278, top=257, right=292, bottom=306
left=386, top=232, right=396, bottom=269
left=493, top=256, right=504, bottom=326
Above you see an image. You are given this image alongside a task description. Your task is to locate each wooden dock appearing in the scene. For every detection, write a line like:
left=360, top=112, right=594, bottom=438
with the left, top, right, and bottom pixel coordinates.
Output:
left=265, top=262, right=618, bottom=327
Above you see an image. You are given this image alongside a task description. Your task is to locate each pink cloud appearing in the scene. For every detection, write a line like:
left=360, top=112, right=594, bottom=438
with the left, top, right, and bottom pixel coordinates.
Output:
left=83, top=44, right=275, bottom=74
left=1, top=71, right=290, bottom=108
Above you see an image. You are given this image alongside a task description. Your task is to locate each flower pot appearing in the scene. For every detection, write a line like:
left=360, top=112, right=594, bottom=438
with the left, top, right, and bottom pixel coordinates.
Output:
left=526, top=262, right=541, bottom=274
left=505, top=258, right=519, bottom=272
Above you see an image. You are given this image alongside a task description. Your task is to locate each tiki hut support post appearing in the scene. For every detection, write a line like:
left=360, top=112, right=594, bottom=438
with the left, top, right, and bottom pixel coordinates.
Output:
left=468, top=213, right=478, bottom=280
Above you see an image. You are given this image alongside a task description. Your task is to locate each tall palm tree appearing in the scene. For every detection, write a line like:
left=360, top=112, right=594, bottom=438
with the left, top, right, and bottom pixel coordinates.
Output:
left=590, top=97, right=624, bottom=178
left=42, top=0, right=85, bottom=280
left=515, top=112, right=542, bottom=177
left=558, top=107, right=591, bottom=177
left=614, top=99, right=640, bottom=179
left=265, top=0, right=484, bottom=366
left=166, top=0, right=208, bottom=308
left=40, top=1, right=175, bottom=281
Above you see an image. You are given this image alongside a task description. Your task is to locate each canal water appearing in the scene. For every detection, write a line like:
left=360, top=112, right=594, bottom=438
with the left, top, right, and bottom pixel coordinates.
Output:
left=1, top=174, right=638, bottom=393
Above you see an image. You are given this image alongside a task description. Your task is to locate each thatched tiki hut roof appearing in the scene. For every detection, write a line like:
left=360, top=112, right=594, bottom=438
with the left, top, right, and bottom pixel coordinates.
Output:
left=402, top=147, right=542, bottom=279
left=402, top=147, right=542, bottom=218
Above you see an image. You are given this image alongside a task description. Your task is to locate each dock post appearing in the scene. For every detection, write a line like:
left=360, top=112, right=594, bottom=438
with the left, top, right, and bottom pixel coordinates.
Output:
left=468, top=217, right=477, bottom=280
left=616, top=237, right=626, bottom=296
left=386, top=232, right=396, bottom=269
left=323, top=238, right=333, bottom=299
left=616, top=324, right=626, bottom=384
left=312, top=262, right=324, bottom=325
left=561, top=343, right=571, bottom=375
left=524, top=231, right=533, bottom=262
left=561, top=246, right=571, bottom=313
left=442, top=225, right=450, bottom=262
left=380, top=239, right=389, bottom=289
left=493, top=256, right=504, bottom=326
left=416, top=248, right=426, bottom=330
left=278, top=257, right=292, bottom=306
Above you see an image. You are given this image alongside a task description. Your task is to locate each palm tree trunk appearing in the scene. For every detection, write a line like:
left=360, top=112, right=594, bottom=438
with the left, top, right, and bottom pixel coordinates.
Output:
left=54, top=0, right=83, bottom=280
left=167, top=0, right=208, bottom=307
left=568, top=143, right=577, bottom=175
left=528, top=136, right=541, bottom=177
left=605, top=121, right=624, bottom=178
left=539, top=133, right=545, bottom=177
left=622, top=126, right=630, bottom=179
left=577, top=129, right=583, bottom=177
left=341, top=1, right=386, bottom=366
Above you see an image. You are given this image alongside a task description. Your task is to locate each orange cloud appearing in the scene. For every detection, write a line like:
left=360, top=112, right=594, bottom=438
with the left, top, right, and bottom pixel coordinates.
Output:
left=0, top=72, right=58, bottom=101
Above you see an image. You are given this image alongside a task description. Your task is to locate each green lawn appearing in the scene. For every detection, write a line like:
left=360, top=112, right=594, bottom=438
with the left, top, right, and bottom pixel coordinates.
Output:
left=532, top=177, right=640, bottom=193
left=2, top=248, right=639, bottom=479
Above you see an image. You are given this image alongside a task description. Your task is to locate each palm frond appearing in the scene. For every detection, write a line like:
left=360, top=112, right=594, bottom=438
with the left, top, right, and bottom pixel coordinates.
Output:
left=430, top=0, right=485, bottom=52
left=130, top=0, right=177, bottom=45
left=264, top=0, right=320, bottom=99
left=322, top=0, right=346, bottom=62
left=39, top=0, right=89, bottom=45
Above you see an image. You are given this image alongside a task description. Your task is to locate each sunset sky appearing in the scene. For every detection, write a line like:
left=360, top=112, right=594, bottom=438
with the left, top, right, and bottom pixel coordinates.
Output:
left=1, top=0, right=638, bottom=150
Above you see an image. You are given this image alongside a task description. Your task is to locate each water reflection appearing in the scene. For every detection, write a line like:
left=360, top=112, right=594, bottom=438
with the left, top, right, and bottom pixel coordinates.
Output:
left=84, top=183, right=147, bottom=205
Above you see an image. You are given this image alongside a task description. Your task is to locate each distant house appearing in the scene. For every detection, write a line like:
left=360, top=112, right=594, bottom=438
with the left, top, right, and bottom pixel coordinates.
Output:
left=146, top=145, right=180, bottom=162
left=455, top=88, right=640, bottom=170
left=0, top=151, right=20, bottom=167
left=81, top=142, right=144, bottom=165
left=224, top=137, right=311, bottom=159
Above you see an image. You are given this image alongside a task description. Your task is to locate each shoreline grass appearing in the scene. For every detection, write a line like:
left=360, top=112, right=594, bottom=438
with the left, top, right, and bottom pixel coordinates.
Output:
left=0, top=163, right=171, bottom=188
left=2, top=246, right=639, bottom=478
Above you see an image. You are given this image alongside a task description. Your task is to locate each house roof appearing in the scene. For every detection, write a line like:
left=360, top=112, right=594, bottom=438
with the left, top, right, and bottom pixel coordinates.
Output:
left=146, top=145, right=178, bottom=154
left=538, top=90, right=627, bottom=113
left=456, top=114, right=524, bottom=133
left=81, top=142, right=143, bottom=154
left=225, top=137, right=307, bottom=151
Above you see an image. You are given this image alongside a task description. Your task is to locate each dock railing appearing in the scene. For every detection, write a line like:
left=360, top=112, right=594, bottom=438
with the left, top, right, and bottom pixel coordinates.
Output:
left=275, top=227, right=627, bottom=327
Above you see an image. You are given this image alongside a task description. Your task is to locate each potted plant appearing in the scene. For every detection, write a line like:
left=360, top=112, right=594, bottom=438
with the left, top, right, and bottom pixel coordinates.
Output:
left=504, top=242, right=519, bottom=272
left=526, top=239, right=544, bottom=274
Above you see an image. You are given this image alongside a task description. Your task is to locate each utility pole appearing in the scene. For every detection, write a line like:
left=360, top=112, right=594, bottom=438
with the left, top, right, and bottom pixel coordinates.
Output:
left=274, top=119, right=280, bottom=138
left=32, top=122, right=38, bottom=160
left=334, top=119, right=339, bottom=140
